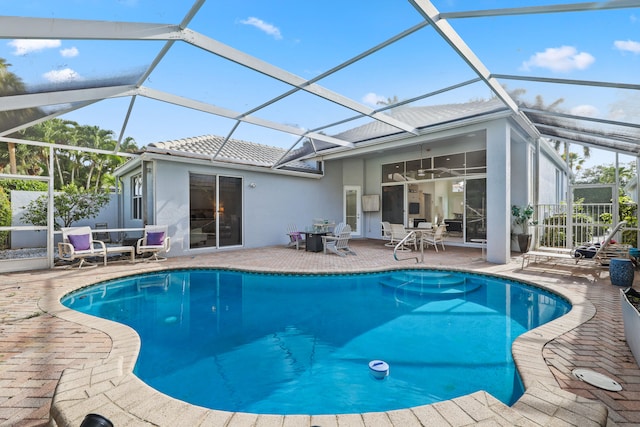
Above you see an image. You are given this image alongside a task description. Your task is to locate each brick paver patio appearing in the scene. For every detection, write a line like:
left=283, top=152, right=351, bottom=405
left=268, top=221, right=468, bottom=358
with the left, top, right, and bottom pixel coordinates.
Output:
left=1, top=239, right=639, bottom=426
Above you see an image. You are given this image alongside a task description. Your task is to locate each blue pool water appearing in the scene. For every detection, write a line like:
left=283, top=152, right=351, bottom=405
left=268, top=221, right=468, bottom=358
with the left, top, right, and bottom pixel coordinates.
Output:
left=61, top=269, right=570, bottom=415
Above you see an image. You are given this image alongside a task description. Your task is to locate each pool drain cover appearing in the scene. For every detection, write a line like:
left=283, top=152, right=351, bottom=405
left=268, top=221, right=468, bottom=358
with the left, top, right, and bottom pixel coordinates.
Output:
left=572, top=369, right=622, bottom=391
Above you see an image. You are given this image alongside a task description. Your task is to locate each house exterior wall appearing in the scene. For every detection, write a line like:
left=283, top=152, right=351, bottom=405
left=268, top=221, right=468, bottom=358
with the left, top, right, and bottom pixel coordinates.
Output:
left=117, top=158, right=344, bottom=257
left=539, top=154, right=567, bottom=205
left=114, top=117, right=567, bottom=265
left=357, top=123, right=490, bottom=241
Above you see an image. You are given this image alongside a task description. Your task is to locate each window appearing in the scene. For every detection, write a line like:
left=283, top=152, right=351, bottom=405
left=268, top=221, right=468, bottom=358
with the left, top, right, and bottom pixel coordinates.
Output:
left=132, top=174, right=142, bottom=220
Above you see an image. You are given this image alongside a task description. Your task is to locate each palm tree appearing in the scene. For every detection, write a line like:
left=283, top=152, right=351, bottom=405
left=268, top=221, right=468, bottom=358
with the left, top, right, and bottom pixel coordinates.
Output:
left=0, top=58, right=26, bottom=174
left=508, top=88, right=591, bottom=173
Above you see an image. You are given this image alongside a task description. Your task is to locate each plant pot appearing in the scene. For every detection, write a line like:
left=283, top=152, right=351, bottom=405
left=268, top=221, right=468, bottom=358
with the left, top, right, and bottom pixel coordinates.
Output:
left=517, top=234, right=531, bottom=253
left=610, top=258, right=634, bottom=287
left=620, top=288, right=640, bottom=367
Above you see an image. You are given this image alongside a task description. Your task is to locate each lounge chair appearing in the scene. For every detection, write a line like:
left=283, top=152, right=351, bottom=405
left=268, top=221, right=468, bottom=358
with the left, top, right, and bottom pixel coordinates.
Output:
left=323, top=224, right=356, bottom=256
left=58, top=226, right=107, bottom=268
left=522, top=221, right=628, bottom=269
left=136, top=224, right=171, bottom=261
left=422, top=224, right=447, bottom=252
left=286, top=224, right=305, bottom=250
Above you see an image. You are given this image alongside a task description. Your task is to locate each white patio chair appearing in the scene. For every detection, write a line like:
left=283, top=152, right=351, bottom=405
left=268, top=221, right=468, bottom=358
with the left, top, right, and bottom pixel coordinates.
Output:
left=323, top=224, right=356, bottom=257
left=136, top=224, right=171, bottom=261
left=381, top=221, right=394, bottom=247
left=286, top=224, right=305, bottom=250
left=58, top=226, right=107, bottom=268
left=390, top=223, right=417, bottom=251
left=422, top=224, right=447, bottom=252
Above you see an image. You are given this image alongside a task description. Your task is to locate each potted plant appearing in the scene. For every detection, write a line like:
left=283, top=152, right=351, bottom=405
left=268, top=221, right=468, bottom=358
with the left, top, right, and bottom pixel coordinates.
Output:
left=621, top=287, right=640, bottom=367
left=511, top=204, right=535, bottom=253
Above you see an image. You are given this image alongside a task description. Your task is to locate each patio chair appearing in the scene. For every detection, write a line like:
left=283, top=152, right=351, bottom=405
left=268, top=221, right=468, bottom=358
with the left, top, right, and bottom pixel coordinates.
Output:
left=390, top=223, right=417, bottom=251
left=58, top=226, right=107, bottom=268
left=136, top=224, right=171, bottom=261
left=323, top=224, right=356, bottom=257
left=422, top=224, right=447, bottom=252
left=286, top=224, right=305, bottom=250
left=381, top=221, right=394, bottom=247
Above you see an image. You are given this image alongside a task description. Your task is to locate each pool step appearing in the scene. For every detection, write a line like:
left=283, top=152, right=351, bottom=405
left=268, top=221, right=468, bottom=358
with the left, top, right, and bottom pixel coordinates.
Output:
left=380, top=271, right=481, bottom=296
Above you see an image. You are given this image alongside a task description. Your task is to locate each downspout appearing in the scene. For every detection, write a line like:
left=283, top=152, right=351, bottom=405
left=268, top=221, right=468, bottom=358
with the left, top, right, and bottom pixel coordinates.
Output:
left=141, top=160, right=149, bottom=226
left=116, top=175, right=123, bottom=241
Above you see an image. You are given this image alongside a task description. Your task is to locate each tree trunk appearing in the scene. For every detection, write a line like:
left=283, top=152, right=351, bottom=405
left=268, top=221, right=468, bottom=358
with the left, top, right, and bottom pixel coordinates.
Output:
left=8, top=142, right=16, bottom=174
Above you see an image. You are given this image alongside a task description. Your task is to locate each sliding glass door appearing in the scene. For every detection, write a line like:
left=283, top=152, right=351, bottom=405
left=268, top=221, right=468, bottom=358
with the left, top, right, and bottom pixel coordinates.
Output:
left=189, top=173, right=242, bottom=249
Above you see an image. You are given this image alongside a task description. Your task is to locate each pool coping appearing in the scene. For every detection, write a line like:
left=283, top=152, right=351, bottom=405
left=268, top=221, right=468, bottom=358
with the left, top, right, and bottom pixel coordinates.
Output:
left=43, top=264, right=609, bottom=426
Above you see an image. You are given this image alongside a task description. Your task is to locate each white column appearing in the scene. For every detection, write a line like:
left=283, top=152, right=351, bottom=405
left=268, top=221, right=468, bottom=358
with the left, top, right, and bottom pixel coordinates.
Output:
left=486, top=120, right=511, bottom=264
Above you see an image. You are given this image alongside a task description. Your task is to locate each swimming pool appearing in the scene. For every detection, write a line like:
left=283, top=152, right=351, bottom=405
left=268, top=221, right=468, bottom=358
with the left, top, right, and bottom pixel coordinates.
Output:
left=61, top=268, right=570, bottom=415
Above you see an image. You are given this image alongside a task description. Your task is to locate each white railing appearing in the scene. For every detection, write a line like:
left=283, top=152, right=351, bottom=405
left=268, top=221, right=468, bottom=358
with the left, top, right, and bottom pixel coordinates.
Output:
left=393, top=230, right=424, bottom=264
left=535, top=202, right=637, bottom=249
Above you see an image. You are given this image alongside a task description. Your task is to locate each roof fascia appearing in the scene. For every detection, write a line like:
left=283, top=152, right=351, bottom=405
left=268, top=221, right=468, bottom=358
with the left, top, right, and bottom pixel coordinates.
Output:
left=313, top=110, right=513, bottom=161
left=128, top=151, right=324, bottom=179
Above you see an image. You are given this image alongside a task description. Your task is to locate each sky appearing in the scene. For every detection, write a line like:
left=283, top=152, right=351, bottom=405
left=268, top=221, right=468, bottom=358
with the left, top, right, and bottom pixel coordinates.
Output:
left=1, top=0, right=639, bottom=160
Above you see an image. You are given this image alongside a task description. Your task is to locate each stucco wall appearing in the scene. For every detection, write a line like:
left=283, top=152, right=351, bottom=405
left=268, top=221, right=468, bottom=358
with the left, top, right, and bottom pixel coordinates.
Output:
left=119, top=159, right=344, bottom=257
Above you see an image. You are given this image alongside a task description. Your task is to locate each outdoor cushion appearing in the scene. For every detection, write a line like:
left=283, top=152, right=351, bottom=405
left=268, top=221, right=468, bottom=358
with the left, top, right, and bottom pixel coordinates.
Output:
left=147, top=231, right=165, bottom=246
left=68, top=233, right=91, bottom=251
left=291, top=231, right=302, bottom=241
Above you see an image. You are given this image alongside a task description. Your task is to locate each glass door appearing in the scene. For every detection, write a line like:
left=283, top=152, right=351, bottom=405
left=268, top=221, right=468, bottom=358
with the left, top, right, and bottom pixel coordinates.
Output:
left=344, top=185, right=361, bottom=236
left=189, top=173, right=243, bottom=248
left=382, top=185, right=404, bottom=225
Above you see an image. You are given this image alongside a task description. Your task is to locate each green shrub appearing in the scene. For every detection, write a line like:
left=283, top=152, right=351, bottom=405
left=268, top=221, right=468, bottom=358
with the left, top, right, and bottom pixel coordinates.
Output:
left=0, top=187, right=10, bottom=249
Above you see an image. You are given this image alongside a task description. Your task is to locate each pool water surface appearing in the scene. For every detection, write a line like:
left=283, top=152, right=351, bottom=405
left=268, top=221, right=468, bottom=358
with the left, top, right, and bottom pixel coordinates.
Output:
left=61, top=269, right=570, bottom=415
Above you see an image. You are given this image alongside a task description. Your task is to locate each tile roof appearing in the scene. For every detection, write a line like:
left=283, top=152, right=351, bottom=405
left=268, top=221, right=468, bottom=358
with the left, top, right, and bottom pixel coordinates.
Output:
left=332, top=98, right=509, bottom=144
left=145, top=99, right=509, bottom=170
left=146, top=134, right=319, bottom=172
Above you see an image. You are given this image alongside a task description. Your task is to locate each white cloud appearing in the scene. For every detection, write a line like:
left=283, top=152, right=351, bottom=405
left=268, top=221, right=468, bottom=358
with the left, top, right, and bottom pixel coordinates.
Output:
left=43, top=68, right=81, bottom=83
left=240, top=17, right=282, bottom=40
left=8, top=39, right=61, bottom=55
left=614, top=39, right=640, bottom=54
left=521, top=46, right=595, bottom=73
left=570, top=104, right=599, bottom=117
left=362, top=92, right=386, bottom=107
left=60, top=47, right=79, bottom=58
